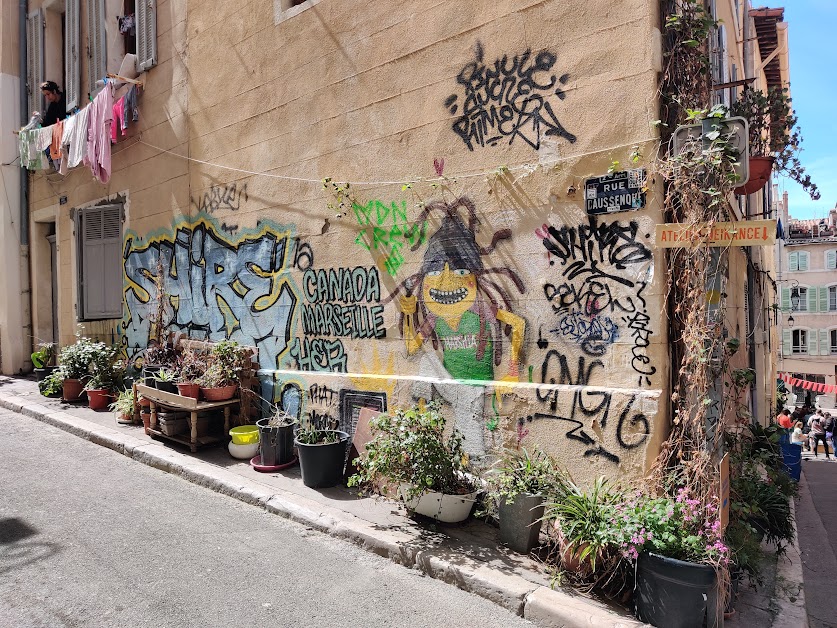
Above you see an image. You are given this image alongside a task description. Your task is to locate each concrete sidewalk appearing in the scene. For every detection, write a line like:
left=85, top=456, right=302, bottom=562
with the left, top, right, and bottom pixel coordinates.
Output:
left=0, top=375, right=645, bottom=628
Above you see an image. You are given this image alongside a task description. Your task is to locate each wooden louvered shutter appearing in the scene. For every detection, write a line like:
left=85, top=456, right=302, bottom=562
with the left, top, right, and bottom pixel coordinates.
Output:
left=788, top=252, right=798, bottom=272
left=782, top=329, right=792, bottom=356
left=136, top=0, right=158, bottom=72
left=808, top=329, right=818, bottom=356
left=820, top=329, right=830, bottom=356
left=26, top=9, right=44, bottom=119
left=781, top=287, right=790, bottom=311
left=79, top=205, right=123, bottom=320
left=65, top=0, right=80, bottom=111
left=826, top=250, right=836, bottom=270
left=87, top=0, right=107, bottom=98
left=807, top=287, right=818, bottom=313
left=799, top=252, right=809, bottom=271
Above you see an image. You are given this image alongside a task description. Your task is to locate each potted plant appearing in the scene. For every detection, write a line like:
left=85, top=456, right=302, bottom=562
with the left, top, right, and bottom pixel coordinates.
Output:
left=176, top=347, right=203, bottom=399
left=730, top=87, right=820, bottom=199
left=256, top=408, right=297, bottom=467
left=58, top=334, right=100, bottom=401
left=143, top=339, right=179, bottom=384
left=294, top=418, right=350, bottom=488
left=84, top=343, right=120, bottom=410
left=348, top=403, right=479, bottom=523
left=38, top=370, right=63, bottom=398
left=198, top=340, right=247, bottom=401
left=489, top=448, right=566, bottom=554
left=31, top=342, right=56, bottom=381
left=545, top=476, right=621, bottom=579
left=109, top=389, right=137, bottom=425
left=154, top=368, right=178, bottom=394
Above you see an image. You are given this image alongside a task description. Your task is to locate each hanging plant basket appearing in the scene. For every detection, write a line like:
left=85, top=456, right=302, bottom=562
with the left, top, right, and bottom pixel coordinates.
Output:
left=734, top=156, right=774, bottom=196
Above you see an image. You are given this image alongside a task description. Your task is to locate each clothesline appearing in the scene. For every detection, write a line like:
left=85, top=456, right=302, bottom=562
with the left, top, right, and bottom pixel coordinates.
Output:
left=136, top=136, right=660, bottom=188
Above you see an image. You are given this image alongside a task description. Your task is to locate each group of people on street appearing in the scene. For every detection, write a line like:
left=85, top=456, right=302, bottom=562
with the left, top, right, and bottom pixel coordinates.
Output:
left=777, top=406, right=836, bottom=459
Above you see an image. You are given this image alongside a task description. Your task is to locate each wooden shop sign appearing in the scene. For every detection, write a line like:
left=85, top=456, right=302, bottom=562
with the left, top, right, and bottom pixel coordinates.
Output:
left=585, top=168, right=646, bottom=215
left=655, top=219, right=775, bottom=248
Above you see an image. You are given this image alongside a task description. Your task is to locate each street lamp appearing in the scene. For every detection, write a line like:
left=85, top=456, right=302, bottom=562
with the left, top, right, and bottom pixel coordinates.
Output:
left=790, top=287, right=801, bottom=311
left=787, top=315, right=795, bottom=328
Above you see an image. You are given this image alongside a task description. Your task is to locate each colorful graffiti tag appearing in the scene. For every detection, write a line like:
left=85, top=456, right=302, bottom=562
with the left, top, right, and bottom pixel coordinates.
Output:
left=122, top=214, right=301, bottom=370
left=353, top=199, right=428, bottom=276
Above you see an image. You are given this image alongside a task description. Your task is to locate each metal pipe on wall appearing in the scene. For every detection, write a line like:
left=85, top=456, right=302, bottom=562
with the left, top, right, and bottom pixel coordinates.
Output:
left=19, top=0, right=28, bottom=246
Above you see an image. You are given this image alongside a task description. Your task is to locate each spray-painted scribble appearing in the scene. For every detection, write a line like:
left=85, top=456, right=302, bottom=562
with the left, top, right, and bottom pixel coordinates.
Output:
left=191, top=182, right=248, bottom=214
left=537, top=217, right=656, bottom=385
left=553, top=311, right=619, bottom=356
left=123, top=214, right=299, bottom=370
left=445, top=42, right=577, bottom=151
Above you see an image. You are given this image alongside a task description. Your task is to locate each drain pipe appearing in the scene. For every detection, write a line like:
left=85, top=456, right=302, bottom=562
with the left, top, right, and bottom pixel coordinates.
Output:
left=19, top=0, right=28, bottom=246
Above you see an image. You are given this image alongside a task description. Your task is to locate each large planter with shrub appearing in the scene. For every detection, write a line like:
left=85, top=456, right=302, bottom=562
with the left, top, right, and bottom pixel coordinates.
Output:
left=295, top=429, right=349, bottom=488
left=634, top=552, right=720, bottom=628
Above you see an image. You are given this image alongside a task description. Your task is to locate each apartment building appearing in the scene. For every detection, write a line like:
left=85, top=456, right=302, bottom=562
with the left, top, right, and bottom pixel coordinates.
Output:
left=0, top=0, right=786, bottom=484
left=777, top=194, right=837, bottom=408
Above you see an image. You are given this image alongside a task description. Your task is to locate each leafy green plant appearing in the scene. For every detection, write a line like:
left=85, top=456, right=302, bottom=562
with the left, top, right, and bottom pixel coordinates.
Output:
left=295, top=423, right=340, bottom=445
left=109, top=389, right=136, bottom=418
left=199, top=340, right=248, bottom=388
left=178, top=347, right=204, bottom=383
left=490, top=447, right=568, bottom=503
left=154, top=368, right=177, bottom=383
left=730, top=87, right=820, bottom=200
left=58, top=336, right=101, bottom=380
left=348, top=403, right=474, bottom=502
left=84, top=344, right=121, bottom=391
left=31, top=342, right=55, bottom=368
left=38, top=370, right=63, bottom=397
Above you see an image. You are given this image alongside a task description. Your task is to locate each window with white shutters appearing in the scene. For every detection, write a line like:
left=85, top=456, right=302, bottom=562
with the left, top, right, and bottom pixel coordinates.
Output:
left=77, top=205, right=123, bottom=320
left=87, top=0, right=106, bottom=98
left=136, top=0, right=158, bottom=72
left=26, top=9, right=44, bottom=119
left=792, top=329, right=807, bottom=354
left=65, top=0, right=80, bottom=111
left=831, top=330, right=837, bottom=355
left=830, top=286, right=837, bottom=312
left=826, top=250, right=837, bottom=270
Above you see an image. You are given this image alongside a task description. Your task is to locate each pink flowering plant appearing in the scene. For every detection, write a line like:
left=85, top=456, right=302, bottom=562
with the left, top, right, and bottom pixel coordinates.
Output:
left=610, top=487, right=730, bottom=566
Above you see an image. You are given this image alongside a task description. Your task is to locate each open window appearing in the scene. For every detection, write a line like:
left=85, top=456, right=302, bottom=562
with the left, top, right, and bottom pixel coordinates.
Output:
left=76, top=204, right=123, bottom=320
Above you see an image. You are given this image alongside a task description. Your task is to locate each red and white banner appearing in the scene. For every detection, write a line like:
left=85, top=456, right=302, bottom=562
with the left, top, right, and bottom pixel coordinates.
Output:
left=779, top=372, right=837, bottom=394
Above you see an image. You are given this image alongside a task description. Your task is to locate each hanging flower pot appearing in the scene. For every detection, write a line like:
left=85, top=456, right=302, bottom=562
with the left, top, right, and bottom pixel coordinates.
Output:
left=734, top=156, right=774, bottom=195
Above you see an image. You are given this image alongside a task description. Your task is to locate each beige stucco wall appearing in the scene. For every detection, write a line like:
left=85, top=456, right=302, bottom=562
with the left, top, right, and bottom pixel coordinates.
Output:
left=33, top=0, right=674, bottom=484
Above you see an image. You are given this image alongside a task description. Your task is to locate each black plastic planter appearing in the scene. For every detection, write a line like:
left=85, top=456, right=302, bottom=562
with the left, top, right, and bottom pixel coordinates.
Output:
left=155, top=380, right=178, bottom=394
left=143, top=365, right=162, bottom=386
left=256, top=418, right=297, bottom=467
left=295, top=431, right=349, bottom=488
left=498, top=493, right=545, bottom=554
left=635, top=552, right=719, bottom=628
left=34, top=366, right=58, bottom=382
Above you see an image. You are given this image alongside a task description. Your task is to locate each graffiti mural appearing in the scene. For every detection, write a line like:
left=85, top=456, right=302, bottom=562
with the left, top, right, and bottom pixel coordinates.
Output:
left=353, top=200, right=428, bottom=276
left=289, top=266, right=385, bottom=373
left=536, top=217, right=656, bottom=385
left=385, top=196, right=526, bottom=455
left=122, top=214, right=301, bottom=370
left=444, top=41, right=577, bottom=151
left=527, top=350, right=652, bottom=464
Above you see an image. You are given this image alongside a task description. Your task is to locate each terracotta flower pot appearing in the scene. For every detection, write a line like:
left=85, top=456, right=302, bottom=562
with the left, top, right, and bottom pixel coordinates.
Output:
left=86, top=388, right=111, bottom=411
left=62, top=378, right=84, bottom=401
left=141, top=411, right=151, bottom=435
left=177, top=382, right=200, bottom=399
left=734, top=156, right=774, bottom=195
left=200, top=384, right=238, bottom=401
left=139, top=396, right=151, bottom=408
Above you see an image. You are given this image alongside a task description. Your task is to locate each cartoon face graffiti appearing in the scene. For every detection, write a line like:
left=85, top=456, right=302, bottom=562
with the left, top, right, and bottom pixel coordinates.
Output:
left=387, top=197, right=526, bottom=382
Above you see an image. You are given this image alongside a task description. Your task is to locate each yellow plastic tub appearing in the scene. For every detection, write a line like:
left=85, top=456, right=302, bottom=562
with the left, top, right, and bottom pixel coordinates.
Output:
left=229, top=425, right=259, bottom=445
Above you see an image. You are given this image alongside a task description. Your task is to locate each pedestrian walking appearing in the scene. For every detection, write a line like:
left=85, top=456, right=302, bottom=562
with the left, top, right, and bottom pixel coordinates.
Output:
left=810, top=414, right=831, bottom=459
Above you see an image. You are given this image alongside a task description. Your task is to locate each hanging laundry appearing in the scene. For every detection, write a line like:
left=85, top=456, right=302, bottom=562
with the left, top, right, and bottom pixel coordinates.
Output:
left=118, top=14, right=135, bottom=35
left=84, top=83, right=114, bottom=184
left=50, top=121, right=64, bottom=172
left=36, top=126, right=56, bottom=170
left=123, top=84, right=139, bottom=123
left=112, top=96, right=127, bottom=143
left=60, top=107, right=91, bottom=175
left=18, top=129, right=49, bottom=170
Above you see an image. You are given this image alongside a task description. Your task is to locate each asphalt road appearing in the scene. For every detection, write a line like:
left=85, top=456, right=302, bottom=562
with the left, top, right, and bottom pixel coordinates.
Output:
left=0, top=409, right=532, bottom=628
left=797, top=459, right=837, bottom=628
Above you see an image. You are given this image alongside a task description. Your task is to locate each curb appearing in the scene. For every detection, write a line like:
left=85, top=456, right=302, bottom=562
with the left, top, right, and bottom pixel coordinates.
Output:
left=0, top=392, right=645, bottom=628
left=772, top=493, right=808, bottom=628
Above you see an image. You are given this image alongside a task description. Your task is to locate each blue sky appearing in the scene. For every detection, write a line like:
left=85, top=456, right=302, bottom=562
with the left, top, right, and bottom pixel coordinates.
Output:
left=760, top=1, right=836, bottom=219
